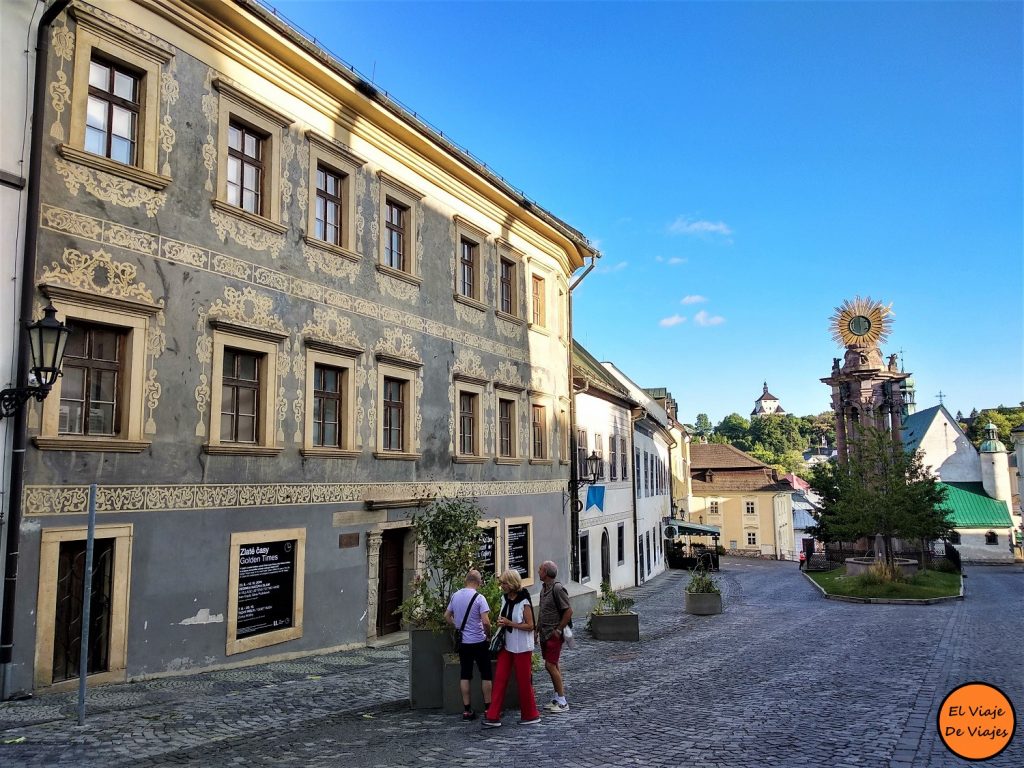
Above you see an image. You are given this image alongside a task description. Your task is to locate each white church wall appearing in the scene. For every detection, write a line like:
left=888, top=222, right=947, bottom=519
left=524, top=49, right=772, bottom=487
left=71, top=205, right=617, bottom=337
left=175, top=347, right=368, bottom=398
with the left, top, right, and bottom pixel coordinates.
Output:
left=917, top=411, right=981, bottom=482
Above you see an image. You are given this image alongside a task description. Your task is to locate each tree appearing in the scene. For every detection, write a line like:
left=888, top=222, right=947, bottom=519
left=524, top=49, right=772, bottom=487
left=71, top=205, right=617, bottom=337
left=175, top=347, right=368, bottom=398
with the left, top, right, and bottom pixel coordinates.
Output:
left=966, top=408, right=1024, bottom=448
left=693, top=413, right=713, bottom=442
left=807, top=426, right=951, bottom=565
left=748, top=413, right=804, bottom=456
left=715, top=413, right=750, bottom=446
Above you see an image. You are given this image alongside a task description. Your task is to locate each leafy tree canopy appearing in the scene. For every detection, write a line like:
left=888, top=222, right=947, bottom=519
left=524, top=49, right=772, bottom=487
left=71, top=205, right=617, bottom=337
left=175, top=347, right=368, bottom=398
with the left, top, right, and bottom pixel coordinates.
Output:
left=807, top=426, right=951, bottom=562
left=964, top=407, right=1024, bottom=448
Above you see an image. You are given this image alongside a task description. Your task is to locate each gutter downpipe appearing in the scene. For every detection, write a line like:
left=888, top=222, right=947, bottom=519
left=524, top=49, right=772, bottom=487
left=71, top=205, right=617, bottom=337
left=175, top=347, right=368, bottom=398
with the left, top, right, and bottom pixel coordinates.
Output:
left=567, top=254, right=597, bottom=583
left=1, top=0, right=72, bottom=700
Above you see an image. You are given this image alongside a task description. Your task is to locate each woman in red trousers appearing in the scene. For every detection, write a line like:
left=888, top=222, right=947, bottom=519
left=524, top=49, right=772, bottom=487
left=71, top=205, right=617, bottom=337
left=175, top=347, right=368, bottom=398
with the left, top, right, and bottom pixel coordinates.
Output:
left=482, top=568, right=541, bottom=727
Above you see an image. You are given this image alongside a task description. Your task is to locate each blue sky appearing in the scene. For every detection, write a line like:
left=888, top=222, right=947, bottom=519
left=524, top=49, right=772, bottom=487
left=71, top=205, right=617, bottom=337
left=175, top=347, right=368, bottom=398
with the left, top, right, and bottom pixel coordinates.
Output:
left=268, top=0, right=1022, bottom=424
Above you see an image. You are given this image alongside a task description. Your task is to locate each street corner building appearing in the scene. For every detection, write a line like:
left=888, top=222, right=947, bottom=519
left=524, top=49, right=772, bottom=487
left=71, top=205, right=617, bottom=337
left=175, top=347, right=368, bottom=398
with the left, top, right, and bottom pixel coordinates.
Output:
left=3, top=0, right=598, bottom=694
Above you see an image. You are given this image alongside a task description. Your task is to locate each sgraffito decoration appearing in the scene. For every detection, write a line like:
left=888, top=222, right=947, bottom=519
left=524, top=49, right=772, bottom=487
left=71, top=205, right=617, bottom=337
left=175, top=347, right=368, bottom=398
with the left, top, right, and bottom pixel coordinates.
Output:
left=375, top=270, right=419, bottom=302
left=49, top=18, right=74, bottom=141
left=209, top=208, right=286, bottom=258
left=159, top=57, right=180, bottom=177
left=201, top=68, right=218, bottom=192
left=303, top=241, right=359, bottom=282
left=54, top=158, right=167, bottom=217
left=23, top=479, right=569, bottom=516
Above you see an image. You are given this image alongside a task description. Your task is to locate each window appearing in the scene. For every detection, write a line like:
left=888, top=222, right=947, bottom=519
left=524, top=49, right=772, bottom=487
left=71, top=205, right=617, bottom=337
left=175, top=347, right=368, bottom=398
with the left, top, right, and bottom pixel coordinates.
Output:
left=645, top=532, right=652, bottom=575
left=459, top=238, right=479, bottom=299
left=635, top=448, right=641, bottom=487
left=558, top=402, right=570, bottom=464
left=227, top=121, right=265, bottom=215
left=747, top=532, right=758, bottom=546
left=498, top=397, right=516, bottom=458
left=595, top=433, right=605, bottom=480
left=709, top=500, right=720, bottom=516
left=378, top=172, right=423, bottom=277
left=375, top=360, right=421, bottom=459
left=531, top=275, right=546, bottom=327
left=454, top=379, right=486, bottom=461
left=36, top=289, right=158, bottom=452
left=385, top=199, right=408, bottom=270
left=579, top=532, right=591, bottom=582
left=303, top=346, right=358, bottom=457
left=312, top=363, right=343, bottom=448
left=459, top=393, right=474, bottom=454
left=206, top=327, right=283, bottom=456
left=213, top=79, right=291, bottom=228
left=59, top=321, right=125, bottom=436
left=383, top=377, right=405, bottom=452
left=745, top=501, right=756, bottom=515
left=531, top=403, right=547, bottom=460
left=220, top=348, right=261, bottom=443
left=577, top=429, right=588, bottom=478
left=617, top=523, right=625, bottom=565
left=620, top=436, right=628, bottom=480
left=644, top=452, right=650, bottom=496
left=64, top=8, right=170, bottom=187
left=609, top=434, right=618, bottom=481
left=500, top=258, right=516, bottom=315
left=315, top=165, right=344, bottom=246
left=85, top=58, right=140, bottom=165
left=985, top=531, right=998, bottom=546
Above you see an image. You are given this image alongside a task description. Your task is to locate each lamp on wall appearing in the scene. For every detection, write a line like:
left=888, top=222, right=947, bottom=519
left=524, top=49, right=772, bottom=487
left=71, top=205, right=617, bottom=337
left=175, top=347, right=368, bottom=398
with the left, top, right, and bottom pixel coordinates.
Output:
left=569, top=450, right=602, bottom=493
left=0, top=303, right=71, bottom=419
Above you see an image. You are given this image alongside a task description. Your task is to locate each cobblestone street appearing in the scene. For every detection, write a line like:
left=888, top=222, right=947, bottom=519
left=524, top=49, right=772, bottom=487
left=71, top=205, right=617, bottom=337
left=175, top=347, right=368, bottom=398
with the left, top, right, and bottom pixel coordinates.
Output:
left=1, top=557, right=1020, bottom=767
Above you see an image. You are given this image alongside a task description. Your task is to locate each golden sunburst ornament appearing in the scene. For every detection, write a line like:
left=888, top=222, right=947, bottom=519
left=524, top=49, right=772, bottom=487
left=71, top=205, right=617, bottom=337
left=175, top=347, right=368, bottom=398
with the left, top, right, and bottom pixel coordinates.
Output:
left=830, top=296, right=893, bottom=348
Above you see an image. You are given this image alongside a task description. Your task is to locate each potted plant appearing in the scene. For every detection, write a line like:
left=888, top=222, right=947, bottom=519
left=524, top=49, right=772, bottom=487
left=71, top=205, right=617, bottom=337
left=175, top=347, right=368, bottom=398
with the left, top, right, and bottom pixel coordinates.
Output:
left=588, top=580, right=639, bottom=641
left=398, top=497, right=485, bottom=709
left=684, top=566, right=723, bottom=615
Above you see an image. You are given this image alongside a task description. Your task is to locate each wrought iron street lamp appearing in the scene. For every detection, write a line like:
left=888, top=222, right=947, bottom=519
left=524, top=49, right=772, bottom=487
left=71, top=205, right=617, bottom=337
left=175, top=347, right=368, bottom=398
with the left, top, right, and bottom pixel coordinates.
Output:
left=570, top=450, right=602, bottom=493
left=0, top=302, right=70, bottom=419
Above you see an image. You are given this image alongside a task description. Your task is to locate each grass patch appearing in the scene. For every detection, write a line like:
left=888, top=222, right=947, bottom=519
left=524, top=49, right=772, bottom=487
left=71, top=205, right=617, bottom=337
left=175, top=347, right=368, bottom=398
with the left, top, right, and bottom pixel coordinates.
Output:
left=807, top=567, right=961, bottom=600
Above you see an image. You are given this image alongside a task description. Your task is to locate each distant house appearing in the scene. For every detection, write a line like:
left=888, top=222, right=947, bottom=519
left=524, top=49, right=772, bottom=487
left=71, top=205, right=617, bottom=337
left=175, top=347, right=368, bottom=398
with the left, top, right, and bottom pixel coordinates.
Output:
left=686, top=443, right=793, bottom=558
left=751, top=382, right=786, bottom=418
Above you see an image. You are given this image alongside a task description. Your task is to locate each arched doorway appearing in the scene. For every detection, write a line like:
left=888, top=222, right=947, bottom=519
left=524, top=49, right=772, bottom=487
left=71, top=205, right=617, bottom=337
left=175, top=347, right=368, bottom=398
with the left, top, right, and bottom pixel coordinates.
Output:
left=601, top=529, right=611, bottom=585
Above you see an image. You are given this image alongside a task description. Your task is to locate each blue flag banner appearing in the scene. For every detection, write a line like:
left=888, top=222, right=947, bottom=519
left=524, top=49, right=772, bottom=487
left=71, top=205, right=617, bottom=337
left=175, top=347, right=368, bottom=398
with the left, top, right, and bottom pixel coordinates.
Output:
left=585, top=485, right=605, bottom=512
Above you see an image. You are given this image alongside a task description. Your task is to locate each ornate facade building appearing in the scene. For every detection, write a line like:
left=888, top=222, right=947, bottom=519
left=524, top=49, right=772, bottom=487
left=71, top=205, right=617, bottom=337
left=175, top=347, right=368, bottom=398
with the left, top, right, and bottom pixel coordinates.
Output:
left=5, top=0, right=596, bottom=693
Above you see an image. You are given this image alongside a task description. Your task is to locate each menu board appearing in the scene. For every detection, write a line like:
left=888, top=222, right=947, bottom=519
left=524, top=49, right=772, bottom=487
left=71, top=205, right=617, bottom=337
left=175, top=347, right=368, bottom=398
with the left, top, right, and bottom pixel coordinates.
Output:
left=507, top=522, right=530, bottom=579
left=477, top=526, right=497, bottom=577
left=236, top=539, right=296, bottom=638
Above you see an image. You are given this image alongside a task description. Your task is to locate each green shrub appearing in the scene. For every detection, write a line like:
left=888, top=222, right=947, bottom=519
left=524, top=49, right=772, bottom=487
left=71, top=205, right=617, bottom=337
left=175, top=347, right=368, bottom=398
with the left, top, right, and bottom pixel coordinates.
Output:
left=591, top=580, right=635, bottom=615
left=685, top=567, right=720, bottom=594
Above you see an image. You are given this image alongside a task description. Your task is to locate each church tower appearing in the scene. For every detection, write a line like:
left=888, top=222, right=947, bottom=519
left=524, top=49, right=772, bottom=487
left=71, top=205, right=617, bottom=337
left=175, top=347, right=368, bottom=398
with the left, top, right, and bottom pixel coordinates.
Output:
left=821, top=297, right=910, bottom=460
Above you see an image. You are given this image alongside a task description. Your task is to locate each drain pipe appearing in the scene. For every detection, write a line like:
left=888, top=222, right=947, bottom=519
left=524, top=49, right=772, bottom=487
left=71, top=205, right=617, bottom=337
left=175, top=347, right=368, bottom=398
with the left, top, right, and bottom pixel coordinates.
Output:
left=567, top=253, right=597, bottom=582
left=1, top=0, right=72, bottom=700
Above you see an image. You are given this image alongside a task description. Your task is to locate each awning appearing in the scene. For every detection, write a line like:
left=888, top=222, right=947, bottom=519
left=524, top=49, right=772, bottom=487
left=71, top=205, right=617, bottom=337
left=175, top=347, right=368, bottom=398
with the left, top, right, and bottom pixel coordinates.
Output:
left=668, top=522, right=721, bottom=537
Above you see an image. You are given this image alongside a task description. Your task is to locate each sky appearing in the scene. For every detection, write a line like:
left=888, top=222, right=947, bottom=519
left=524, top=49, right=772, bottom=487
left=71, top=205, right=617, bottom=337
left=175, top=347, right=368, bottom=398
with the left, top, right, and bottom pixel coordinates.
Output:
left=266, top=0, right=1022, bottom=425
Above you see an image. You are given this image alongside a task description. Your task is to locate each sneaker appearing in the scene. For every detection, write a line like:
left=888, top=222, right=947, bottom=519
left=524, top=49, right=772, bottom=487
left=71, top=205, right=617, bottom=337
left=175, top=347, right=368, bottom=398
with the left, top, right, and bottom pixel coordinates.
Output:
left=519, top=716, right=542, bottom=725
left=482, top=717, right=502, bottom=728
left=545, top=701, right=569, bottom=713
left=462, top=710, right=477, bottom=721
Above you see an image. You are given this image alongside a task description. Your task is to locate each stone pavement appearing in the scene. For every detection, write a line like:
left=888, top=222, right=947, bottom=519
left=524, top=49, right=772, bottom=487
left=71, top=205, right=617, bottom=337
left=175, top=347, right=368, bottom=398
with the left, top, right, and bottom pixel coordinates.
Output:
left=1, top=557, right=1021, bottom=767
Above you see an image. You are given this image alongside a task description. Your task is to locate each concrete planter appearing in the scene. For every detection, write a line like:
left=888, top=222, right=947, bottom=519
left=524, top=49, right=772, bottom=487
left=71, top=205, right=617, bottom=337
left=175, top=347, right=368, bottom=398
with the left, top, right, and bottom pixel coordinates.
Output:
left=684, top=591, right=723, bottom=615
left=441, top=655, right=519, bottom=714
left=589, top=612, right=640, bottom=641
left=409, top=628, right=453, bottom=709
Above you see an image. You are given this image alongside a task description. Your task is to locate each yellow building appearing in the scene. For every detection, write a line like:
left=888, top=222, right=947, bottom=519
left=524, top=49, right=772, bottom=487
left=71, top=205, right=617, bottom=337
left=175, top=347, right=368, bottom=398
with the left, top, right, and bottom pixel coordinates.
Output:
left=686, top=443, right=794, bottom=557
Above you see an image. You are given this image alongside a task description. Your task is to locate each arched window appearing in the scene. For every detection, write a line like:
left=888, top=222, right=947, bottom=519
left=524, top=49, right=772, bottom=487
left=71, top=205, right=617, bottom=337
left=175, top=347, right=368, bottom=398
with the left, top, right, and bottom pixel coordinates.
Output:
left=985, top=531, right=998, bottom=546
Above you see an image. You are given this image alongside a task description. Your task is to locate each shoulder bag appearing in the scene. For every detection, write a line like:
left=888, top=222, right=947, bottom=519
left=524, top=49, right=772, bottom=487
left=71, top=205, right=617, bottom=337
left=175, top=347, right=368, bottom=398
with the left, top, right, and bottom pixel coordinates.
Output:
left=453, top=592, right=479, bottom=651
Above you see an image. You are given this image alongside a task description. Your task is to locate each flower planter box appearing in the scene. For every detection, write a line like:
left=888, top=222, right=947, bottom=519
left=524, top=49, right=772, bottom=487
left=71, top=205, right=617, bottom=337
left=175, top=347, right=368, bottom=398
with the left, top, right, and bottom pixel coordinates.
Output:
left=685, top=591, right=722, bottom=615
left=409, top=628, right=453, bottom=709
left=441, top=656, right=519, bottom=714
left=589, top=612, right=640, bottom=641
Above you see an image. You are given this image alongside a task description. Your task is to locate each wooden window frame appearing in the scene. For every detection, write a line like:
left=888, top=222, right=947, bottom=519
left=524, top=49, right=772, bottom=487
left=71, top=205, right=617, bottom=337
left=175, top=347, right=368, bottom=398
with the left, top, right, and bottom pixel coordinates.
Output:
left=84, top=56, right=141, bottom=166
left=377, top=171, right=424, bottom=281
left=530, top=273, right=546, bottom=328
left=304, top=131, right=364, bottom=260
left=454, top=378, right=487, bottom=462
left=302, top=344, right=359, bottom=458
left=219, top=347, right=262, bottom=444
left=375, top=359, right=421, bottom=460
left=530, top=398, right=550, bottom=463
left=205, top=326, right=284, bottom=456
left=226, top=119, right=266, bottom=216
left=58, top=320, right=126, bottom=438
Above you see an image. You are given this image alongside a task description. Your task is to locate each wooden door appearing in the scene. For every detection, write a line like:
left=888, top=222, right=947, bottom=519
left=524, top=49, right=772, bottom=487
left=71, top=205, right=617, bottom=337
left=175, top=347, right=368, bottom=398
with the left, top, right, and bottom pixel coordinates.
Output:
left=52, top=538, right=115, bottom=682
left=377, top=529, right=404, bottom=636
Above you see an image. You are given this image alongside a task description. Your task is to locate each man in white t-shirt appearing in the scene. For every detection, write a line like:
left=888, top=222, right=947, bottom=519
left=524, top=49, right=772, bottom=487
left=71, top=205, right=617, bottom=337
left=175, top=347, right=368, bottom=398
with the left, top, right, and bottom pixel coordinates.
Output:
left=444, top=569, right=492, bottom=720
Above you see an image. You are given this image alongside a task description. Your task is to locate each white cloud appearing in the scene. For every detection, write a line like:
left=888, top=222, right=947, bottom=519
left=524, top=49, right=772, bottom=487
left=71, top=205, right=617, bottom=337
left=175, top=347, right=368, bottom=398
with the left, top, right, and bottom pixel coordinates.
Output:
left=668, top=216, right=733, bottom=237
left=596, top=260, right=628, bottom=274
left=659, top=314, right=687, bottom=327
left=681, top=294, right=707, bottom=305
left=668, top=257, right=687, bottom=265
left=693, top=309, right=725, bottom=326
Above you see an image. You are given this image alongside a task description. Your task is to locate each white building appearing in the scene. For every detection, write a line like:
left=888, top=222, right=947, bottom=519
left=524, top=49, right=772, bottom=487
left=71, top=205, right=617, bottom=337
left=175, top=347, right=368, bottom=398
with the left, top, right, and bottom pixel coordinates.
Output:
left=572, top=342, right=637, bottom=590
left=602, top=363, right=673, bottom=584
